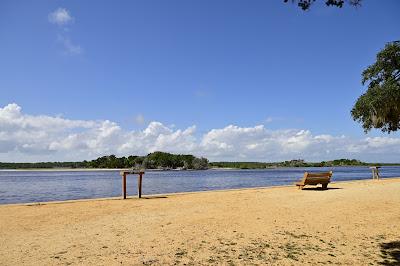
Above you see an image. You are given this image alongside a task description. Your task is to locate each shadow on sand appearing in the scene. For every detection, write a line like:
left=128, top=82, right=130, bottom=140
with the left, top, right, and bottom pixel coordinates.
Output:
left=301, top=187, right=342, bottom=191
left=142, top=196, right=168, bottom=200
left=379, top=241, right=400, bottom=265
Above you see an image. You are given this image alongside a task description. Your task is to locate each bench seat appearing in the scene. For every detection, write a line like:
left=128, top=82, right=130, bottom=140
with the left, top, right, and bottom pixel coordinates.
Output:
left=296, top=171, right=333, bottom=190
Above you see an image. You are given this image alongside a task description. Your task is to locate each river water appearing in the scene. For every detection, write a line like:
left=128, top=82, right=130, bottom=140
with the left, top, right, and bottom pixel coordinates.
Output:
left=0, top=166, right=399, bottom=204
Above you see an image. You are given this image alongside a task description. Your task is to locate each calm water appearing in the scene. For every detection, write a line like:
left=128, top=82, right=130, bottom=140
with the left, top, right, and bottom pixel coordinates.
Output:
left=0, top=167, right=399, bottom=204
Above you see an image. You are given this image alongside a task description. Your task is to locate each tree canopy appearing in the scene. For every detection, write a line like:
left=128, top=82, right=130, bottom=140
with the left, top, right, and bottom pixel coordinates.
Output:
left=209, top=159, right=372, bottom=169
left=284, top=0, right=362, bottom=10
left=4, top=157, right=397, bottom=170
left=351, top=41, right=400, bottom=133
left=0, top=152, right=209, bottom=170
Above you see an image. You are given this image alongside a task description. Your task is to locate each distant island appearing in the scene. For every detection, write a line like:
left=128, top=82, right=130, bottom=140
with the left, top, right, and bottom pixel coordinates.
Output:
left=0, top=153, right=399, bottom=170
left=0, top=152, right=209, bottom=170
left=210, top=159, right=400, bottom=169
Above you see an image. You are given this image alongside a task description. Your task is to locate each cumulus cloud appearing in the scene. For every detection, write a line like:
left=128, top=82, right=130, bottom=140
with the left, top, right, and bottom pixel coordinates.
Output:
left=48, top=8, right=73, bottom=26
left=1, top=103, right=400, bottom=162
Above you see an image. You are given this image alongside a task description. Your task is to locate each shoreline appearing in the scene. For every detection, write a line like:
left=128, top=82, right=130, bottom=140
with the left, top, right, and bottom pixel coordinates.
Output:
left=2, top=176, right=399, bottom=207
left=0, top=168, right=202, bottom=172
left=1, top=165, right=400, bottom=172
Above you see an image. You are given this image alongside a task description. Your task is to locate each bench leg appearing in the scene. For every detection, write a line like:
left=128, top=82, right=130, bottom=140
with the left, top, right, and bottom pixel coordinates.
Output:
left=322, top=184, right=328, bottom=190
left=298, top=185, right=304, bottom=190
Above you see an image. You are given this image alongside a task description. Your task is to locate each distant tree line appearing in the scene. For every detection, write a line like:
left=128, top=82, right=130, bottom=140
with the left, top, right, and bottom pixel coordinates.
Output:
left=84, top=152, right=209, bottom=170
left=0, top=161, right=87, bottom=169
left=210, top=162, right=270, bottom=169
left=0, top=152, right=209, bottom=170
left=210, top=159, right=398, bottom=169
left=1, top=156, right=398, bottom=170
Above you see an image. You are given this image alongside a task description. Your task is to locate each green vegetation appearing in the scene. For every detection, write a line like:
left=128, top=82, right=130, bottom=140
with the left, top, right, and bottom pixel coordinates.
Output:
left=284, top=0, right=362, bottom=11
left=0, top=151, right=209, bottom=170
left=0, top=161, right=88, bottom=169
left=210, top=162, right=272, bottom=169
left=210, top=159, right=399, bottom=169
left=1, top=155, right=398, bottom=170
left=352, top=41, right=400, bottom=133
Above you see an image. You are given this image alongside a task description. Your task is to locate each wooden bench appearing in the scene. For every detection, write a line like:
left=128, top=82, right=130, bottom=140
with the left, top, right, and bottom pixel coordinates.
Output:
left=296, top=171, right=333, bottom=190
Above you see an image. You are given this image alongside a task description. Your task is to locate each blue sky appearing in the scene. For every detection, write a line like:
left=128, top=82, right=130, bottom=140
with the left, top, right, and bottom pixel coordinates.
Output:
left=0, top=0, right=400, bottom=162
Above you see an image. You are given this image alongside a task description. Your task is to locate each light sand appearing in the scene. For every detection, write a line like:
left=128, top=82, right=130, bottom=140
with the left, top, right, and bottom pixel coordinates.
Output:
left=1, top=179, right=400, bottom=265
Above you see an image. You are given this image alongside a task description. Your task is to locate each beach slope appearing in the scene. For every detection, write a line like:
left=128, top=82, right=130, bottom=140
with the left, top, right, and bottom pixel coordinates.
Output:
left=1, top=178, right=400, bottom=265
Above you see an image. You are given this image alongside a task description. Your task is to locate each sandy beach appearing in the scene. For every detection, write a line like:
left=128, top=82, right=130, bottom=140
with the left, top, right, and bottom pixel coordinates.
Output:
left=1, top=178, right=400, bottom=265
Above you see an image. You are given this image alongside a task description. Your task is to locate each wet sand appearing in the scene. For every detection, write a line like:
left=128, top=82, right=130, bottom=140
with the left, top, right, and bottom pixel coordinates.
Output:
left=1, top=178, right=400, bottom=265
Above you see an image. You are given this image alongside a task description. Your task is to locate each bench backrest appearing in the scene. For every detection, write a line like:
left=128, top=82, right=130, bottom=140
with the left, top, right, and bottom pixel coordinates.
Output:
left=299, top=171, right=332, bottom=185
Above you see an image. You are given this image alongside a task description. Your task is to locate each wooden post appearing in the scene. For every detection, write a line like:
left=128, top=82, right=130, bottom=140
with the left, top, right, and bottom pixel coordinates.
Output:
left=375, top=168, right=380, bottom=180
left=138, top=173, right=143, bottom=198
left=120, top=171, right=144, bottom=199
left=122, top=173, right=127, bottom=199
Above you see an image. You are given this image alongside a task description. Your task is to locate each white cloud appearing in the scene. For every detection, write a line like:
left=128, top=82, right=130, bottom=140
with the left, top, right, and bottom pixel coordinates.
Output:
left=57, top=35, right=83, bottom=55
left=1, top=103, right=400, bottom=162
left=264, top=117, right=274, bottom=123
left=49, top=8, right=82, bottom=55
left=48, top=8, right=73, bottom=26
